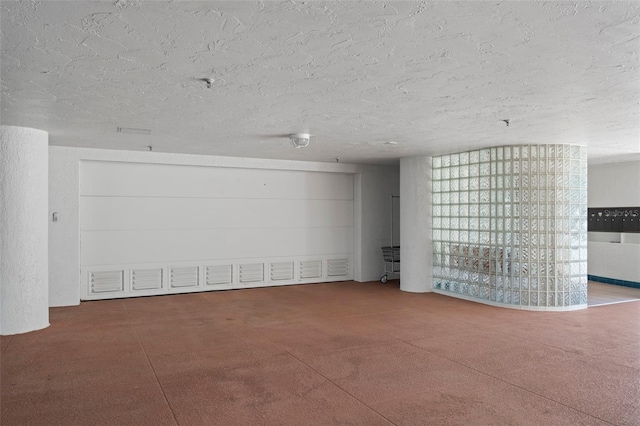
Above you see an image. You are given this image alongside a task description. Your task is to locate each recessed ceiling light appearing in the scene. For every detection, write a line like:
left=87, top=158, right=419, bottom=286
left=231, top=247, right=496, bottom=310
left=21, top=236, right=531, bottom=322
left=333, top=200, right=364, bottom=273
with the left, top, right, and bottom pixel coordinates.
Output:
left=386, top=141, right=398, bottom=145
left=117, top=127, right=151, bottom=135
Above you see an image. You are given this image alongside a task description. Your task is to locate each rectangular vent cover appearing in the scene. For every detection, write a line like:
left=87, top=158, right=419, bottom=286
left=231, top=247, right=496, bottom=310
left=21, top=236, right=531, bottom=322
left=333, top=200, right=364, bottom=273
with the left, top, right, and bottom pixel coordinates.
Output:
left=327, top=258, right=349, bottom=277
left=300, top=260, right=322, bottom=279
left=90, top=270, right=124, bottom=294
left=132, top=268, right=163, bottom=291
left=170, top=266, right=199, bottom=288
left=239, top=263, right=264, bottom=283
left=270, top=262, right=294, bottom=281
left=206, top=264, right=233, bottom=286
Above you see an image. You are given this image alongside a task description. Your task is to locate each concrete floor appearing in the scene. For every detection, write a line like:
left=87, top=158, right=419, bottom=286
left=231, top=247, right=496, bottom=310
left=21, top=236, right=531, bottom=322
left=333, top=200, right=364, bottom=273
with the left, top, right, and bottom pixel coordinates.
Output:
left=2, top=280, right=639, bottom=425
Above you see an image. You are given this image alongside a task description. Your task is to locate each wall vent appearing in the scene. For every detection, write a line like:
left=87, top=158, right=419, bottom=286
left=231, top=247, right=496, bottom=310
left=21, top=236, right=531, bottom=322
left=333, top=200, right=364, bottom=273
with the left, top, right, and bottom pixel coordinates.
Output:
left=131, top=268, right=163, bottom=291
left=90, top=270, right=124, bottom=294
left=170, top=266, right=199, bottom=288
left=327, top=258, right=349, bottom=277
left=239, top=263, right=264, bottom=283
left=206, top=264, right=233, bottom=286
left=300, top=260, right=322, bottom=279
left=270, top=262, right=294, bottom=281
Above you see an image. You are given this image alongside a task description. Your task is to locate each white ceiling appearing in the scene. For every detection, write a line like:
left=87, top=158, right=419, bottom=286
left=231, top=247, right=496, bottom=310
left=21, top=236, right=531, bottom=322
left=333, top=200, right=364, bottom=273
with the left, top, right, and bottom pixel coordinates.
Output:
left=1, top=0, right=639, bottom=165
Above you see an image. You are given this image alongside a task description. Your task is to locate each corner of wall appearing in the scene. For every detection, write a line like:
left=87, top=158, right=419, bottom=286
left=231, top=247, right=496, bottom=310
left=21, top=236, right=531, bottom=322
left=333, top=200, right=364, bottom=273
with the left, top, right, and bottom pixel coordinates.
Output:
left=354, top=165, right=401, bottom=283
left=49, top=146, right=81, bottom=307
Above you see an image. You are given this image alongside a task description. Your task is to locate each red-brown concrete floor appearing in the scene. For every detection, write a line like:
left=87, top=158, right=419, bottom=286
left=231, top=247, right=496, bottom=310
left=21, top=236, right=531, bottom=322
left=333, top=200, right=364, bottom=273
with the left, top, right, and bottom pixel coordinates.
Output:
left=1, top=281, right=639, bottom=425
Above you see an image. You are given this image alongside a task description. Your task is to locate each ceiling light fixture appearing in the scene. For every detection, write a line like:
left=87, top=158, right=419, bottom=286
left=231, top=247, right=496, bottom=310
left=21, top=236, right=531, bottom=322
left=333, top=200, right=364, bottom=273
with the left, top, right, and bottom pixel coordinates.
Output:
left=290, top=133, right=310, bottom=148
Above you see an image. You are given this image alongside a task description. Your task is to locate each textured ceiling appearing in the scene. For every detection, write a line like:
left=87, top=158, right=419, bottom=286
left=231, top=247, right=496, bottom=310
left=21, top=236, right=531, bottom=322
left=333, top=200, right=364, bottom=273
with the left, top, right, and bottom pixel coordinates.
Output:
left=1, top=0, right=639, bottom=165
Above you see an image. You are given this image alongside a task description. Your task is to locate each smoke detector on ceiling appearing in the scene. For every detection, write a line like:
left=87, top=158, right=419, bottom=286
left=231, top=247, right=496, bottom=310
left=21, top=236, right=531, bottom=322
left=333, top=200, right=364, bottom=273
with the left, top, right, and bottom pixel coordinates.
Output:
left=290, top=133, right=310, bottom=148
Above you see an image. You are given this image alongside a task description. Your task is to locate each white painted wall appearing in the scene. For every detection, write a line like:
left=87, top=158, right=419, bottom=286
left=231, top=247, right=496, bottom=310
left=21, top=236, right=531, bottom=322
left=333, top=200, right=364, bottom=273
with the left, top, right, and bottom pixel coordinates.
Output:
left=587, top=160, right=640, bottom=282
left=588, top=161, right=640, bottom=207
left=49, top=146, right=396, bottom=306
left=354, top=165, right=400, bottom=282
left=399, top=156, right=432, bottom=293
left=1, top=126, right=49, bottom=335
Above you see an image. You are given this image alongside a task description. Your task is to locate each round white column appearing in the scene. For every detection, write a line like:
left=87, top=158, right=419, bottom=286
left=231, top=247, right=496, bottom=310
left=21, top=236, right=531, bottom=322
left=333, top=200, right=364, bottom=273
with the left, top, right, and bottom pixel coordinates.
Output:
left=399, top=156, right=432, bottom=293
left=0, top=125, right=49, bottom=335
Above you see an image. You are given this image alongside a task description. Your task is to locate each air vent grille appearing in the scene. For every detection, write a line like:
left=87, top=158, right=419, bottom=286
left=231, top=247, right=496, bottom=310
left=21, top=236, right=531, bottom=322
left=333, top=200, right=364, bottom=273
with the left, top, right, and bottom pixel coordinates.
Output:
left=132, top=268, right=163, bottom=291
left=300, top=260, right=322, bottom=279
left=90, top=270, right=124, bottom=294
left=206, top=264, right=233, bottom=286
left=327, top=258, right=349, bottom=277
left=270, top=262, right=294, bottom=281
left=170, top=266, right=199, bottom=288
left=239, top=263, right=264, bottom=283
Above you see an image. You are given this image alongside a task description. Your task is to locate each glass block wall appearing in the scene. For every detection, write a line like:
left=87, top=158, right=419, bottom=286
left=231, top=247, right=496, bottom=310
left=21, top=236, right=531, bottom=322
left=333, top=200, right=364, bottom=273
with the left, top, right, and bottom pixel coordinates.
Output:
left=432, top=145, right=587, bottom=310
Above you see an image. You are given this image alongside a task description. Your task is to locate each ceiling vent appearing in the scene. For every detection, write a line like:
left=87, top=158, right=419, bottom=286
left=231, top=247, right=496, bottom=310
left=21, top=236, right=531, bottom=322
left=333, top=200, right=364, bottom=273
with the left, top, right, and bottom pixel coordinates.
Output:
left=117, top=127, right=151, bottom=135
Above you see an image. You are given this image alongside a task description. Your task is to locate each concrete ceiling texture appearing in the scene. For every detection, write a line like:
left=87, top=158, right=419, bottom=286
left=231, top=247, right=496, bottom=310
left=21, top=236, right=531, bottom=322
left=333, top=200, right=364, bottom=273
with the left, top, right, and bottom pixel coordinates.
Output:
left=1, top=0, right=638, bottom=165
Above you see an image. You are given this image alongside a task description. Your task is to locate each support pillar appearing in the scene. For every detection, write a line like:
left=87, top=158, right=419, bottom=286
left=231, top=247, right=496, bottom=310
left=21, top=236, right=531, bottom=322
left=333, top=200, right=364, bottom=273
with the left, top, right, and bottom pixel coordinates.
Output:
left=0, top=125, right=49, bottom=335
left=399, top=156, right=432, bottom=293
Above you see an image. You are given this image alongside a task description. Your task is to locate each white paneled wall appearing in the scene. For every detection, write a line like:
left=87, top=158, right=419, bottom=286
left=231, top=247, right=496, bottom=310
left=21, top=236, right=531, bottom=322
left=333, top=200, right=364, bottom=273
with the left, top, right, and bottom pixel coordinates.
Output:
left=80, top=161, right=354, bottom=300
